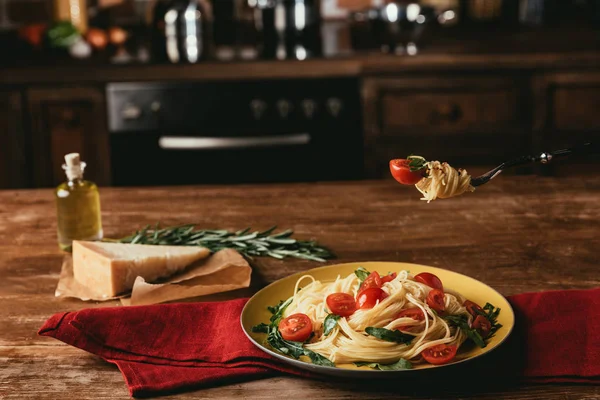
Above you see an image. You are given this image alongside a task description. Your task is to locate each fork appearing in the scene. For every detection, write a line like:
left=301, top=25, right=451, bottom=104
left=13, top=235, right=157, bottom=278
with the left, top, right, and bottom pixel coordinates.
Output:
left=470, top=142, right=598, bottom=187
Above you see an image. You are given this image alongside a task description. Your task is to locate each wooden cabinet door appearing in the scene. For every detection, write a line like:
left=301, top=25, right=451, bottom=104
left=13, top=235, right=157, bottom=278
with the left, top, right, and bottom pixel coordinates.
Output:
left=27, top=87, right=111, bottom=187
left=362, top=76, right=530, bottom=179
left=532, top=72, right=600, bottom=176
left=0, top=90, right=28, bottom=189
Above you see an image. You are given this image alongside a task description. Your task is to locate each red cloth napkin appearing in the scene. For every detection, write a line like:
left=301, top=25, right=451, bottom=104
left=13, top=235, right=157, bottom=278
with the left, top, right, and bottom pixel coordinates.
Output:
left=39, top=289, right=600, bottom=397
left=508, top=287, right=600, bottom=383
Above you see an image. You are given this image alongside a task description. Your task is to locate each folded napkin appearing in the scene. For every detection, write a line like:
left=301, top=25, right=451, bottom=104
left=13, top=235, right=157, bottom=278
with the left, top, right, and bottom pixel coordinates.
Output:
left=509, top=287, right=600, bottom=383
left=39, top=288, right=600, bottom=397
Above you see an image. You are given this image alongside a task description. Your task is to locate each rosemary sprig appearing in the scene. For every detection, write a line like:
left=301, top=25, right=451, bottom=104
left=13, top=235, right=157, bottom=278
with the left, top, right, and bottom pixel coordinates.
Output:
left=116, top=224, right=334, bottom=262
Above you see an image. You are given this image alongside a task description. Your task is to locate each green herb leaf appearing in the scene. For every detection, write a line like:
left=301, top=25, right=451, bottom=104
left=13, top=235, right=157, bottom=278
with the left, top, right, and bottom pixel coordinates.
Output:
left=269, top=298, right=293, bottom=325
left=259, top=299, right=336, bottom=367
left=407, top=155, right=428, bottom=172
left=304, top=348, right=335, bottom=367
left=266, top=329, right=305, bottom=359
left=443, top=314, right=486, bottom=348
left=365, top=327, right=413, bottom=344
left=354, top=267, right=371, bottom=283
left=323, top=314, right=341, bottom=336
left=478, top=303, right=503, bottom=338
left=116, top=224, right=334, bottom=262
left=251, top=323, right=270, bottom=334
left=355, top=358, right=413, bottom=370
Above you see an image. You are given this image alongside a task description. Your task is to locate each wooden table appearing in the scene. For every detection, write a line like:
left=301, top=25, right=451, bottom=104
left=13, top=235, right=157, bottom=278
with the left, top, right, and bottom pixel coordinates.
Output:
left=1, top=177, right=599, bottom=399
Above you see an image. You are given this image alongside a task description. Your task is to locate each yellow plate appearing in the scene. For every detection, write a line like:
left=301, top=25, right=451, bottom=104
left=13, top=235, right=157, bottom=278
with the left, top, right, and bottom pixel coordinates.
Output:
left=241, top=261, right=515, bottom=377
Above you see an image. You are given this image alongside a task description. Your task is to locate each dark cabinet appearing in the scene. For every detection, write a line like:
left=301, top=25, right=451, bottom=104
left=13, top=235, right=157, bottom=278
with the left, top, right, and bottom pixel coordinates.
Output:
left=27, top=87, right=111, bottom=187
left=0, top=91, right=27, bottom=189
left=533, top=72, right=600, bottom=175
left=362, top=76, right=530, bottom=178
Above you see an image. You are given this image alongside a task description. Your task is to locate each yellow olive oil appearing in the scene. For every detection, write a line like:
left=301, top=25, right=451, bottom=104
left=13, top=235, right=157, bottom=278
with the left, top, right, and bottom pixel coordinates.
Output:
left=55, top=153, right=103, bottom=250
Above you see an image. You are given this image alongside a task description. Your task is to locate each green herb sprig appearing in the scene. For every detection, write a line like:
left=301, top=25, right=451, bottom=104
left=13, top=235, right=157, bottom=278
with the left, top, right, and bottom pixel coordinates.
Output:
left=116, top=224, right=333, bottom=262
left=252, top=298, right=334, bottom=367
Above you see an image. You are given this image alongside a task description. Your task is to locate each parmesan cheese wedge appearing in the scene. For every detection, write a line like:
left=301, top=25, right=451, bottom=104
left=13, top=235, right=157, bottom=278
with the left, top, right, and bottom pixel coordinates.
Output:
left=72, top=241, right=210, bottom=298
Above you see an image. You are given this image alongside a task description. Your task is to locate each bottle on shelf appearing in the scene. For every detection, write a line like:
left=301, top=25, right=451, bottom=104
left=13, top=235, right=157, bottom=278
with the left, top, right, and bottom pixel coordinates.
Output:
left=154, top=0, right=214, bottom=63
left=55, top=153, right=103, bottom=251
left=53, top=0, right=89, bottom=33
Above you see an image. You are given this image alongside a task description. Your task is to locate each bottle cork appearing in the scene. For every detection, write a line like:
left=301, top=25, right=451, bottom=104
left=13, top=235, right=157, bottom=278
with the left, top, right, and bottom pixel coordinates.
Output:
left=63, top=153, right=86, bottom=181
left=65, top=153, right=81, bottom=167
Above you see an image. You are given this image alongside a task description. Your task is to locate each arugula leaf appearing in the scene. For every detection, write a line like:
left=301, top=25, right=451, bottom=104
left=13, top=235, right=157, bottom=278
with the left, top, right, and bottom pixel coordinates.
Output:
left=407, top=155, right=428, bottom=172
left=355, top=267, right=371, bottom=283
left=304, top=348, right=335, bottom=367
left=323, top=314, right=341, bottom=336
left=266, top=329, right=306, bottom=359
left=477, top=303, right=503, bottom=338
left=365, top=327, right=413, bottom=344
left=258, top=298, right=335, bottom=367
left=355, top=358, right=413, bottom=371
left=251, top=323, right=270, bottom=333
left=444, top=314, right=486, bottom=348
left=269, top=297, right=293, bottom=325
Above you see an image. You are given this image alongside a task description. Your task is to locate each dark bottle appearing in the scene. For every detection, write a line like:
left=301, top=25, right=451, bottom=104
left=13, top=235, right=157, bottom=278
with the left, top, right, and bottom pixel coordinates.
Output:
left=281, top=0, right=322, bottom=59
left=152, top=0, right=214, bottom=63
left=150, top=0, right=171, bottom=62
left=254, top=0, right=278, bottom=59
left=213, top=0, right=236, bottom=59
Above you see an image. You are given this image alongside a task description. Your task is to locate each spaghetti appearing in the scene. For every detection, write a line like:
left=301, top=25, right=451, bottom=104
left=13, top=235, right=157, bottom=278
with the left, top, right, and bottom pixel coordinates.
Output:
left=415, top=161, right=475, bottom=203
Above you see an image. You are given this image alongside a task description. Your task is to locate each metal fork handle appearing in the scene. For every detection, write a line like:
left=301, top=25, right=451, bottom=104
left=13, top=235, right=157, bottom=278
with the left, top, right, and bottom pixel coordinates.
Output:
left=538, top=142, right=597, bottom=163
left=471, top=142, right=597, bottom=187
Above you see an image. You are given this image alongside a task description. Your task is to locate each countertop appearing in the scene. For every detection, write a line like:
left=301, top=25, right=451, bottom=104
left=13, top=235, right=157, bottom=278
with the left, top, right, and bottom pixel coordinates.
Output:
left=1, top=176, right=599, bottom=399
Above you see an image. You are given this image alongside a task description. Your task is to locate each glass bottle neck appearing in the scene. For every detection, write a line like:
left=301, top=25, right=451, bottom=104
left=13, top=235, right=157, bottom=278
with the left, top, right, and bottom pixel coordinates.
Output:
left=67, top=178, right=83, bottom=187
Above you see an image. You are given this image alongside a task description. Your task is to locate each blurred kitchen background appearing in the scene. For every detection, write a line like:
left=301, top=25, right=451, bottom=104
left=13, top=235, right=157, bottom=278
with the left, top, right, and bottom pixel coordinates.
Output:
left=0, top=0, right=599, bottom=188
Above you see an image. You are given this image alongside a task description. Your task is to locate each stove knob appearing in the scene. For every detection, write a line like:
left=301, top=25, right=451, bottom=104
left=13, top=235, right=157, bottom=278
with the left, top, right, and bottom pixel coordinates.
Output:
left=301, top=99, right=317, bottom=119
left=150, top=101, right=161, bottom=113
left=277, top=99, right=292, bottom=119
left=326, top=97, right=343, bottom=117
left=122, top=103, right=142, bottom=120
left=250, top=99, right=267, bottom=120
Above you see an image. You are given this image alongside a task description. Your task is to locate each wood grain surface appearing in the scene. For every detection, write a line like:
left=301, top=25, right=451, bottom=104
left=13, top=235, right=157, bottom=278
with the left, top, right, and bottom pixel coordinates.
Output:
left=1, top=177, right=599, bottom=399
left=1, top=51, right=600, bottom=85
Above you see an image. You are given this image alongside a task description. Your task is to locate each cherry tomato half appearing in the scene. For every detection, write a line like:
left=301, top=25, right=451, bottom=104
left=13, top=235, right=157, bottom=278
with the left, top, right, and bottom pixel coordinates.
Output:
left=278, top=313, right=313, bottom=342
left=326, top=293, right=357, bottom=317
left=390, top=159, right=425, bottom=185
left=356, top=288, right=387, bottom=310
left=396, top=307, right=425, bottom=331
left=463, top=299, right=483, bottom=318
left=414, top=272, right=444, bottom=291
left=380, top=272, right=397, bottom=284
left=426, top=289, right=446, bottom=312
left=422, top=344, right=457, bottom=365
left=473, top=315, right=491, bottom=338
left=397, top=307, right=425, bottom=321
left=358, top=271, right=382, bottom=296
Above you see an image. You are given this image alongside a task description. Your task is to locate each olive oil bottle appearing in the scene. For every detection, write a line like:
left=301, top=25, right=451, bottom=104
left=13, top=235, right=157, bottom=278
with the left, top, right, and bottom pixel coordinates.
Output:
left=55, top=153, right=103, bottom=250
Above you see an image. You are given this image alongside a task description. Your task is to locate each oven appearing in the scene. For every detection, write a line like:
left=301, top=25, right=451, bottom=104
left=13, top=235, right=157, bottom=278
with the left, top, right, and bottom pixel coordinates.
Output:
left=106, top=78, right=363, bottom=186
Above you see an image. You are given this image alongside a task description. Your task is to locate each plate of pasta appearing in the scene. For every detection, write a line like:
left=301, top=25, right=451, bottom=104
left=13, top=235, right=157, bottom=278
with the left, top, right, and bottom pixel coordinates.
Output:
left=241, top=262, right=514, bottom=377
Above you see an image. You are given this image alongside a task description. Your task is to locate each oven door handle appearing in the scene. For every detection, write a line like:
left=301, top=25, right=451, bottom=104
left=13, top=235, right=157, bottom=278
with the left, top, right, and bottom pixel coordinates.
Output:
left=158, top=134, right=311, bottom=150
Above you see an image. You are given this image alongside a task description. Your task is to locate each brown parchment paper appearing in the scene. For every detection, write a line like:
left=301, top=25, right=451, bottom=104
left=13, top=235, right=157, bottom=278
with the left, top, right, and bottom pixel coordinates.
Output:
left=55, top=248, right=252, bottom=306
